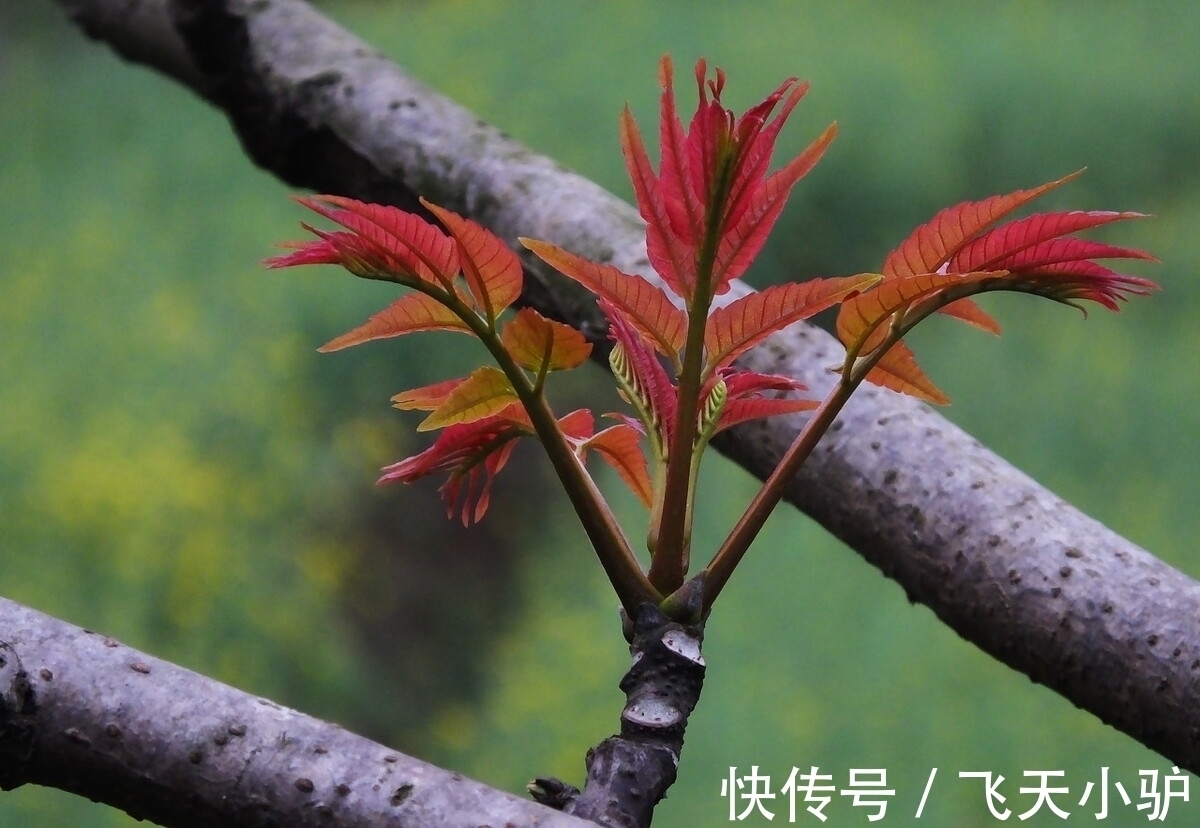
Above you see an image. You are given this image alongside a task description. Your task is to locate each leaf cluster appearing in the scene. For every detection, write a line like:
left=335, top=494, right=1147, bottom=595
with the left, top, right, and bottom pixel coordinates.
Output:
left=270, top=56, right=1155, bottom=621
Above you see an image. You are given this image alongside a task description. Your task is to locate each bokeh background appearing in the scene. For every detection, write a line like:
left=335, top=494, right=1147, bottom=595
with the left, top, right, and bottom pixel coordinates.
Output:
left=2, top=2, right=1197, bottom=825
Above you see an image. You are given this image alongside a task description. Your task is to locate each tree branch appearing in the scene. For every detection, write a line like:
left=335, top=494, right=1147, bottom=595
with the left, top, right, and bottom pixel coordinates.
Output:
left=533, top=605, right=706, bottom=828
left=0, top=596, right=592, bottom=828
left=48, top=0, right=1200, bottom=797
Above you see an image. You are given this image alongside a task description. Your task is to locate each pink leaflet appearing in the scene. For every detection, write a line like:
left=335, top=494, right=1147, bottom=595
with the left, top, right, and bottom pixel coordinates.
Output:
left=423, top=200, right=523, bottom=319
left=292, top=196, right=459, bottom=286
left=606, top=300, right=678, bottom=451
left=377, top=413, right=530, bottom=525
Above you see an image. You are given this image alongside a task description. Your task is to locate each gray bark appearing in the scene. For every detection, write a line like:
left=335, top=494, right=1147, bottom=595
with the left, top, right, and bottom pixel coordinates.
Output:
left=532, top=605, right=706, bottom=828
left=0, top=596, right=592, bottom=827
left=23, top=0, right=1200, bottom=822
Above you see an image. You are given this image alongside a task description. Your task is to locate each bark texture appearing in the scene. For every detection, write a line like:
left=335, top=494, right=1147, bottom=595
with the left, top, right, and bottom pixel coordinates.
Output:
left=0, top=597, right=591, bottom=828
left=533, top=605, right=706, bottom=828
left=34, top=0, right=1200, bottom=819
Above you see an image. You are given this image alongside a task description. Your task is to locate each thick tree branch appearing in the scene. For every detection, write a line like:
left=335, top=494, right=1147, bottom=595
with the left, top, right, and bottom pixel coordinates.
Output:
left=0, top=597, right=592, bottom=828
left=48, top=0, right=1200, bottom=800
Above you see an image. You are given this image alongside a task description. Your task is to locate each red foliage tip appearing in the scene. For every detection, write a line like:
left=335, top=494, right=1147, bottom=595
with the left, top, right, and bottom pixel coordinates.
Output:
left=266, top=196, right=460, bottom=286
left=623, top=55, right=833, bottom=304
left=377, top=413, right=530, bottom=525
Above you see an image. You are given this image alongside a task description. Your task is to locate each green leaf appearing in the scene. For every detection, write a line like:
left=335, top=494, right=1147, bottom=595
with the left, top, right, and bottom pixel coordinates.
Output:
left=419, top=366, right=519, bottom=431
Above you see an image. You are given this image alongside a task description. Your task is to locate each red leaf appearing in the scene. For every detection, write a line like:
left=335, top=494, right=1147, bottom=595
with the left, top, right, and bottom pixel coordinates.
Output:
left=717, top=396, right=820, bottom=431
left=712, top=369, right=817, bottom=432
left=703, top=274, right=878, bottom=373
left=711, top=122, right=836, bottom=292
left=982, top=237, right=1152, bottom=273
left=720, top=369, right=805, bottom=397
left=378, top=414, right=531, bottom=525
left=622, top=56, right=829, bottom=303
left=881, top=173, right=1081, bottom=280
left=877, top=184, right=1158, bottom=340
left=948, top=210, right=1150, bottom=273
left=712, top=72, right=808, bottom=235
left=844, top=194, right=1157, bottom=405
left=656, top=56, right=705, bottom=263
left=1002, top=259, right=1158, bottom=312
left=500, top=307, right=592, bottom=373
left=522, top=238, right=687, bottom=359
left=265, top=233, right=354, bottom=269
left=319, top=292, right=470, bottom=352
left=622, top=104, right=696, bottom=299
left=606, top=301, right=678, bottom=452
left=286, top=196, right=460, bottom=286
left=943, top=208, right=1158, bottom=313
left=422, top=200, right=523, bottom=320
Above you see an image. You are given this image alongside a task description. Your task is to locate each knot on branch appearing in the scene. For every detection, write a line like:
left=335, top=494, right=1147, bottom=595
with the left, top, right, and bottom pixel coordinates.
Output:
left=0, top=641, right=36, bottom=791
left=619, top=603, right=705, bottom=744
left=533, top=604, right=706, bottom=828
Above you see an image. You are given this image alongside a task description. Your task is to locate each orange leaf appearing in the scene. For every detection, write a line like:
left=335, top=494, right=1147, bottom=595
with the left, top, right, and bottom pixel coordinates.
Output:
left=419, top=366, right=519, bottom=431
left=704, top=274, right=878, bottom=373
left=391, top=377, right=466, bottom=412
left=555, top=408, right=596, bottom=441
left=862, top=340, right=949, bottom=405
left=500, top=307, right=593, bottom=373
left=423, top=200, right=523, bottom=320
left=319, top=292, right=470, bottom=352
left=836, top=271, right=1001, bottom=355
left=522, top=238, right=687, bottom=359
left=584, top=423, right=653, bottom=508
left=937, top=297, right=1001, bottom=335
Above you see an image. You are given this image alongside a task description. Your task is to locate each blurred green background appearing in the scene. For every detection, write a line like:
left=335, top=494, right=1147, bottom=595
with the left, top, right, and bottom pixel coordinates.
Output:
left=2, top=1, right=1197, bottom=825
